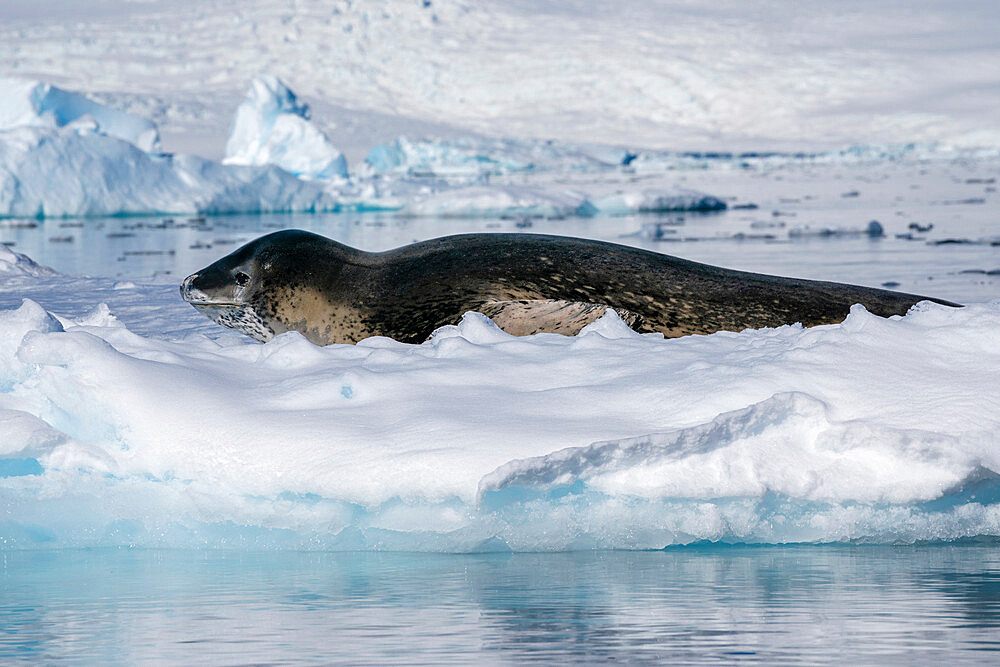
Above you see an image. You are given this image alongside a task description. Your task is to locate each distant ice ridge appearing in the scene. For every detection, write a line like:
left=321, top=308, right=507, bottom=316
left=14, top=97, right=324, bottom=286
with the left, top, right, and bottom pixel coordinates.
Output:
left=0, top=77, right=161, bottom=153
left=626, top=143, right=1000, bottom=173
left=365, top=136, right=626, bottom=176
left=223, top=75, right=348, bottom=180
left=363, top=135, right=1000, bottom=184
left=1, top=277, right=999, bottom=550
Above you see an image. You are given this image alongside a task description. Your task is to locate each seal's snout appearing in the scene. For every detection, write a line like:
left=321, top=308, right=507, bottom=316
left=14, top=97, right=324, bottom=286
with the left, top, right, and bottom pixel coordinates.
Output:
left=180, top=273, right=208, bottom=303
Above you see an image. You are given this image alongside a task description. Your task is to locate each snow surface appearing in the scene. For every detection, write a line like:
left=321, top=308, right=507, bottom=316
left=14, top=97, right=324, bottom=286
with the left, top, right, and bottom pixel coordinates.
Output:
left=1, top=252, right=999, bottom=550
left=2, top=0, right=998, bottom=155
left=223, top=75, right=348, bottom=180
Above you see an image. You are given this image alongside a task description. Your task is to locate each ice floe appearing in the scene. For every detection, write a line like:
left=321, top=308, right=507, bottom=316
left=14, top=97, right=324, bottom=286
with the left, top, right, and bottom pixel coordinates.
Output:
left=1, top=263, right=998, bottom=550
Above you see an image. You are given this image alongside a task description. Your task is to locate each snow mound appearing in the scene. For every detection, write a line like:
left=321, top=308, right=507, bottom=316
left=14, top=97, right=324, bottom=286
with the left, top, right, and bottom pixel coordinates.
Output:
left=480, top=392, right=980, bottom=504
left=0, top=244, right=56, bottom=277
left=0, top=126, right=335, bottom=218
left=0, top=77, right=160, bottom=153
left=1, top=287, right=999, bottom=551
left=223, top=75, right=348, bottom=180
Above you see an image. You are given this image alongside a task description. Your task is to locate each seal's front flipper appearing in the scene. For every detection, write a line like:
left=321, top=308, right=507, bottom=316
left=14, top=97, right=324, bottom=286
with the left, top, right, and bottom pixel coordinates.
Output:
left=478, top=299, right=643, bottom=336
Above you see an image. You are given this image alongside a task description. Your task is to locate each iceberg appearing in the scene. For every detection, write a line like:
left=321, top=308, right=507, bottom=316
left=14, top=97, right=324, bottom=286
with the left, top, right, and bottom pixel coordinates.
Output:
left=0, top=76, right=341, bottom=218
left=0, top=126, right=335, bottom=218
left=0, top=77, right=161, bottom=153
left=223, top=75, right=348, bottom=180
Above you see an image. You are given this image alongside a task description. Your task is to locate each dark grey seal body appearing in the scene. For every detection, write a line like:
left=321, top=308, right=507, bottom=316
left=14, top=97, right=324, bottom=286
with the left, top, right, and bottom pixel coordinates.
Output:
left=180, top=229, right=958, bottom=345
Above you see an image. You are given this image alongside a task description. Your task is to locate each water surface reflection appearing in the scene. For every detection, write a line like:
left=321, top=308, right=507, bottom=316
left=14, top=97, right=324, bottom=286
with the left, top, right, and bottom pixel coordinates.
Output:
left=2, top=546, right=999, bottom=663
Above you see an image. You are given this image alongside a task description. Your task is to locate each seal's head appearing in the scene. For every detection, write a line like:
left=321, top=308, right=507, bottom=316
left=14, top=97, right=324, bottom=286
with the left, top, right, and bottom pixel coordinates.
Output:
left=181, top=229, right=360, bottom=344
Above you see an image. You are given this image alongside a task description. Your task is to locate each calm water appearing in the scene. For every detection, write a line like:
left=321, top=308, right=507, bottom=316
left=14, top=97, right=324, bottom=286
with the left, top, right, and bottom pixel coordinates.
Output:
left=1, top=205, right=997, bottom=304
left=2, top=546, right=999, bottom=663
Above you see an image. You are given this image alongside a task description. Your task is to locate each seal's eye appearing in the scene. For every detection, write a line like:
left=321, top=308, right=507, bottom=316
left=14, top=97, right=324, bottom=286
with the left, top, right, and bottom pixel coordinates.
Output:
left=234, top=271, right=250, bottom=287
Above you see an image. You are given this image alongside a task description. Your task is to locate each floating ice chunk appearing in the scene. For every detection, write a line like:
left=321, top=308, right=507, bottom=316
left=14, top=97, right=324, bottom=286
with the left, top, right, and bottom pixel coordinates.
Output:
left=585, top=188, right=727, bottom=215
left=223, top=75, right=348, bottom=179
left=0, top=77, right=161, bottom=153
left=789, top=221, right=885, bottom=238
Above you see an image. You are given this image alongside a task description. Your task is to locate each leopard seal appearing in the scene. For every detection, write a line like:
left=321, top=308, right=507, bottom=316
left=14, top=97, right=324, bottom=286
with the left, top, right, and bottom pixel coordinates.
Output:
left=180, top=229, right=958, bottom=345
